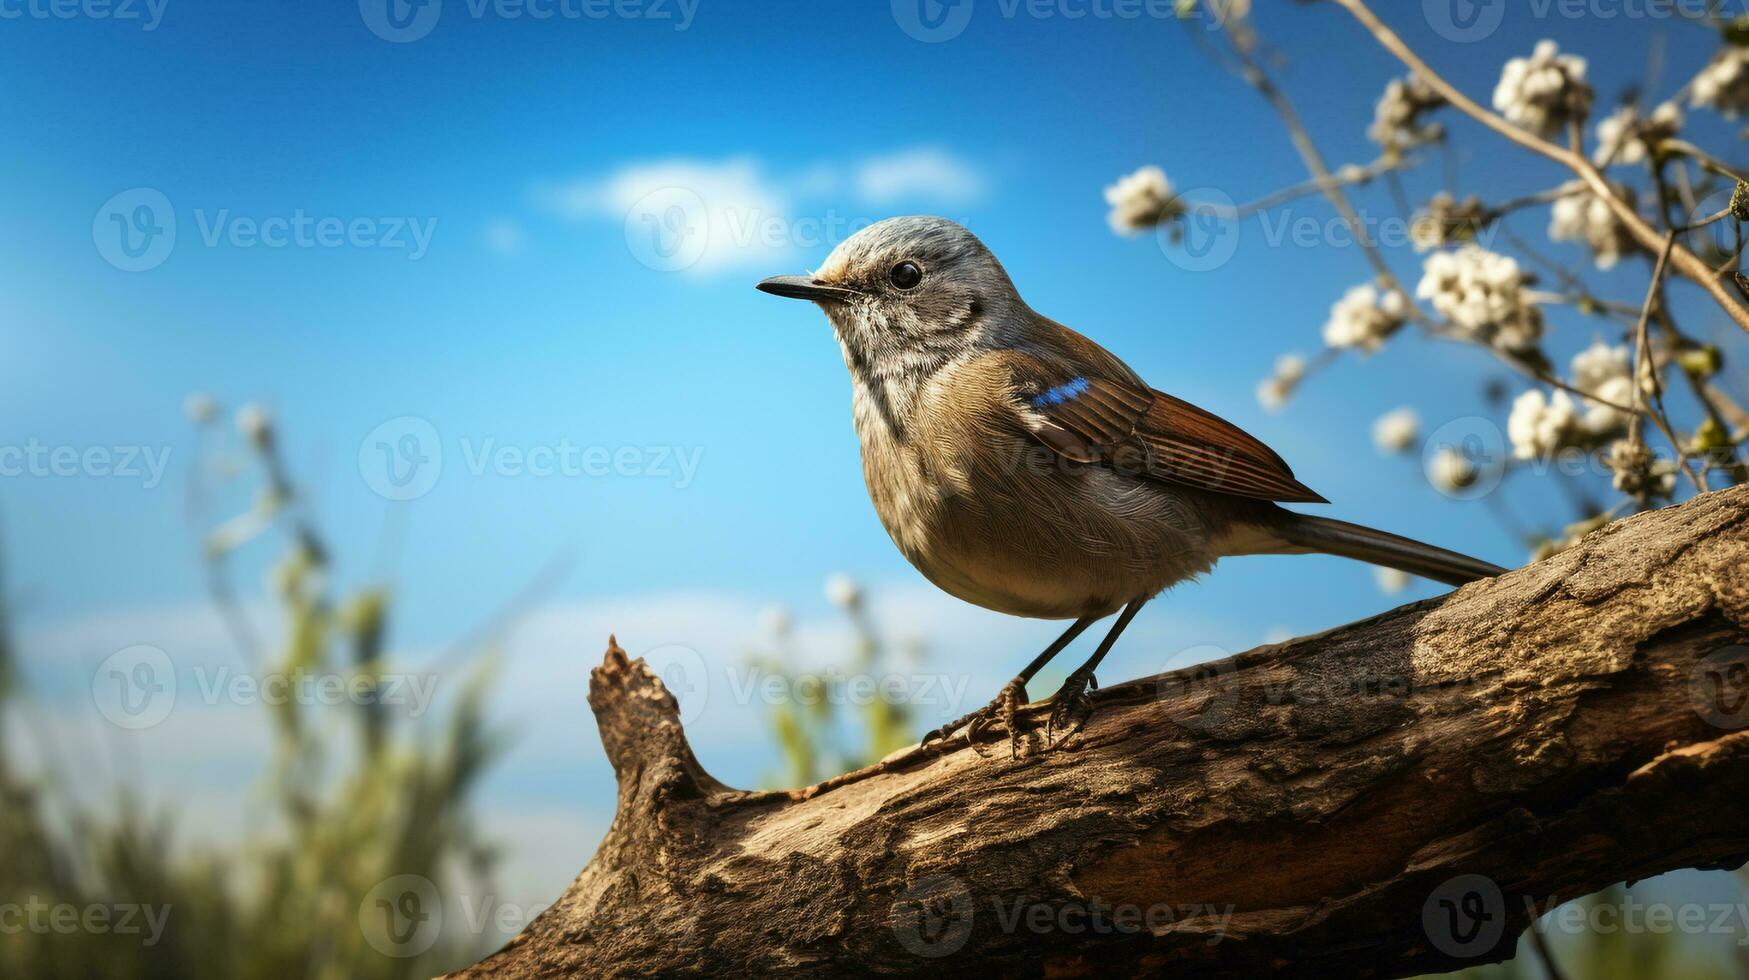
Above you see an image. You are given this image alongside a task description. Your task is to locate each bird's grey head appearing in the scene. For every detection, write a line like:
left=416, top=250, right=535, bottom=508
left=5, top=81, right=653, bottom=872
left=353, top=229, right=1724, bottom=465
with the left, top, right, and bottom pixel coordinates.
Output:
left=756, top=216, right=1022, bottom=385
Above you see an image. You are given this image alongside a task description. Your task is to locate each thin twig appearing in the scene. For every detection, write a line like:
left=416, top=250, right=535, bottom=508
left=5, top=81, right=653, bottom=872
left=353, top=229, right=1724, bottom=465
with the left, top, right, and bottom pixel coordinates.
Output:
left=1328, top=0, right=1749, bottom=336
left=1633, top=234, right=1707, bottom=491
left=1220, top=23, right=1423, bottom=321
left=1217, top=154, right=1420, bottom=218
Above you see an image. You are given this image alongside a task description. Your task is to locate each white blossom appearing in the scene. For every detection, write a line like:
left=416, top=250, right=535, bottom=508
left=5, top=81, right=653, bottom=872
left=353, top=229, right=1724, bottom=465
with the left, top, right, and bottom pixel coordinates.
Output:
left=1370, top=74, right=1446, bottom=151
left=1493, top=40, right=1594, bottom=139
left=1104, top=165, right=1184, bottom=235
left=1255, top=379, right=1289, bottom=411
left=1415, top=246, right=1544, bottom=354
left=1548, top=184, right=1635, bottom=269
left=1410, top=193, right=1486, bottom=252
left=1606, top=439, right=1677, bottom=498
left=1255, top=353, right=1306, bottom=411
left=183, top=392, right=217, bottom=425
left=1508, top=389, right=1579, bottom=459
left=1691, top=48, right=1749, bottom=118
left=1372, top=407, right=1421, bottom=454
left=1375, top=567, right=1411, bottom=595
left=824, top=573, right=862, bottom=611
left=1583, top=375, right=1637, bottom=434
left=1428, top=446, right=1478, bottom=492
left=759, top=605, right=793, bottom=639
left=1569, top=339, right=1636, bottom=433
left=1570, top=337, right=1630, bottom=392
left=1323, top=284, right=1409, bottom=352
left=235, top=402, right=273, bottom=448
left=1593, top=102, right=1681, bottom=166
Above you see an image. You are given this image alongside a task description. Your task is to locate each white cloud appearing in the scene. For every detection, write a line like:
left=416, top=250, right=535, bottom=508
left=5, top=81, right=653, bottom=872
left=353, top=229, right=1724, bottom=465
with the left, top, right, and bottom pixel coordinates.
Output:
left=853, top=147, right=986, bottom=205
left=537, top=156, right=792, bottom=276
left=534, top=148, right=989, bottom=278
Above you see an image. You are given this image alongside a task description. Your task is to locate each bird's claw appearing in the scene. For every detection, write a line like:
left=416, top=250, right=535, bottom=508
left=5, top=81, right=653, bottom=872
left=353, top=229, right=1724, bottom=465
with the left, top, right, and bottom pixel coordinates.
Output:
left=924, top=677, right=1029, bottom=759
left=1044, top=670, right=1098, bottom=750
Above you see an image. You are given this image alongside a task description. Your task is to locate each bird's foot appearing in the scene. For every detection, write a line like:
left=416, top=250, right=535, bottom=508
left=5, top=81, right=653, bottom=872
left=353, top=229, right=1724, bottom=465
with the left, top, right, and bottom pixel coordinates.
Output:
left=1044, top=669, right=1098, bottom=750
left=922, top=677, right=1029, bottom=759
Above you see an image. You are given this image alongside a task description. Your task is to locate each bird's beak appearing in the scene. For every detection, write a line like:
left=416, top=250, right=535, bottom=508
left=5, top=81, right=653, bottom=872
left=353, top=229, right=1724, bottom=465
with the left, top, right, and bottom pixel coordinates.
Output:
left=756, top=274, right=860, bottom=303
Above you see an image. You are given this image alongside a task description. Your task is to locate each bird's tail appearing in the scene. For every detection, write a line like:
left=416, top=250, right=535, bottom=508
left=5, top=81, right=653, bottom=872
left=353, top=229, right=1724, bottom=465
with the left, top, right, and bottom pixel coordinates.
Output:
left=1266, top=513, right=1506, bottom=587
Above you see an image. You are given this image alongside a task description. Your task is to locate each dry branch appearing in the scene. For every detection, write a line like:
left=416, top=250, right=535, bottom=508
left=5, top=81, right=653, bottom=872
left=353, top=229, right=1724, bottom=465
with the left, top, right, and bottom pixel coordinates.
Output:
left=452, top=487, right=1749, bottom=978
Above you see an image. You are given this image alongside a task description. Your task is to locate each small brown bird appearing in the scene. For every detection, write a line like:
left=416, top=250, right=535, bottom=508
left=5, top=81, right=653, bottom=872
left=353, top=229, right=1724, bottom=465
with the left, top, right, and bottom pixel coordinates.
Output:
left=758, top=216, right=1503, bottom=755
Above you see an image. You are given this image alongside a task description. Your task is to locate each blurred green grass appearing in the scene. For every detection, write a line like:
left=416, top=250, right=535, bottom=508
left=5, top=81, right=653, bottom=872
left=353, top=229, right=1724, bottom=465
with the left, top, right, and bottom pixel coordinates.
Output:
left=0, top=405, right=503, bottom=979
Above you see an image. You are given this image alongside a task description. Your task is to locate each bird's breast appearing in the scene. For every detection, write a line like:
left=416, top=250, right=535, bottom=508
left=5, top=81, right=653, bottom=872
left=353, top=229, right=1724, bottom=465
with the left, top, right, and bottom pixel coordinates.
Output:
left=852, top=387, right=1217, bottom=619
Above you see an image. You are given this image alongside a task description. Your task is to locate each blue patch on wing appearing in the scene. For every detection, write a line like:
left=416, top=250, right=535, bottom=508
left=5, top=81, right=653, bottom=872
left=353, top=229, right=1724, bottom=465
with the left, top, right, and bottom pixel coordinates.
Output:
left=1031, top=377, right=1091, bottom=408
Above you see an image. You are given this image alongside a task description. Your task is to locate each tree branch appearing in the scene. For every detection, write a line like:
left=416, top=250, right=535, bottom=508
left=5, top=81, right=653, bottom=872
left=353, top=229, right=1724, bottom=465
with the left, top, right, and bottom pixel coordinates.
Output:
left=1329, top=0, right=1749, bottom=337
left=452, top=487, right=1749, bottom=977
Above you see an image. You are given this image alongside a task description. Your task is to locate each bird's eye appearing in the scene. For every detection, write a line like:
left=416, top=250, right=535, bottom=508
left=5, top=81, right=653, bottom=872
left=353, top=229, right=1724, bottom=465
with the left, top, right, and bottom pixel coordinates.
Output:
left=889, top=261, right=923, bottom=291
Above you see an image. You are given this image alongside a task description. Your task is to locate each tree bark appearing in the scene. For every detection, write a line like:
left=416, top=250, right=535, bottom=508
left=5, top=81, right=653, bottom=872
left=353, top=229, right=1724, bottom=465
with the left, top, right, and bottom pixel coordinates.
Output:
left=450, top=487, right=1749, bottom=978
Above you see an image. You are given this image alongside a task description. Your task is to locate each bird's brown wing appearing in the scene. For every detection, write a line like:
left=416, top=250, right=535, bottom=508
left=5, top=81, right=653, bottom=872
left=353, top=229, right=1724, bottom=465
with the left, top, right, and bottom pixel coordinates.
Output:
left=1136, top=390, right=1327, bottom=503
left=1012, top=356, right=1326, bottom=504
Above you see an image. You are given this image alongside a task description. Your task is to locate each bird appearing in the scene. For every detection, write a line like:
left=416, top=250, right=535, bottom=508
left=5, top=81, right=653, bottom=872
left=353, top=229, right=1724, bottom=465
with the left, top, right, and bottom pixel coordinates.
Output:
left=756, top=216, right=1505, bottom=756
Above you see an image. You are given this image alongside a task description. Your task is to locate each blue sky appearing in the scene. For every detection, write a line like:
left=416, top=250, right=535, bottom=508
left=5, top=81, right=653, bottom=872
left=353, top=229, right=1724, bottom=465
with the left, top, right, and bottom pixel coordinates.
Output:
left=4, top=0, right=1746, bottom=941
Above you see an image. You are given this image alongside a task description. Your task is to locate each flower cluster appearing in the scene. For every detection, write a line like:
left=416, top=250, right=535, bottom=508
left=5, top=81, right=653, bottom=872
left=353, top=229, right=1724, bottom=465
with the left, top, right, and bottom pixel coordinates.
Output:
left=1548, top=184, right=1635, bottom=269
left=1416, top=246, right=1544, bottom=354
left=1374, top=566, right=1411, bottom=595
left=1507, top=389, right=1579, bottom=460
left=236, top=402, right=274, bottom=449
left=1691, top=47, right=1749, bottom=118
left=1255, top=353, right=1306, bottom=411
left=1323, top=284, right=1409, bottom=353
left=1569, top=338, right=1636, bottom=432
left=1593, top=102, right=1681, bottom=166
left=1605, top=438, right=1677, bottom=498
left=184, top=392, right=218, bottom=425
left=1428, top=445, right=1479, bottom=493
left=824, top=573, right=863, bottom=611
left=1372, top=407, right=1420, bottom=454
left=1410, top=192, right=1487, bottom=252
left=1103, top=165, right=1185, bottom=235
left=1492, top=40, right=1594, bottom=139
left=759, top=605, right=794, bottom=638
left=1369, top=73, right=1446, bottom=152
left=1506, top=340, right=1639, bottom=459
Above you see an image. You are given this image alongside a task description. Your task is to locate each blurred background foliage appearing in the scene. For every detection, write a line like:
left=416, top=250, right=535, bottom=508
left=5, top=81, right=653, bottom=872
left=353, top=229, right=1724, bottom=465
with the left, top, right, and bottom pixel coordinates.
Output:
left=0, top=404, right=503, bottom=979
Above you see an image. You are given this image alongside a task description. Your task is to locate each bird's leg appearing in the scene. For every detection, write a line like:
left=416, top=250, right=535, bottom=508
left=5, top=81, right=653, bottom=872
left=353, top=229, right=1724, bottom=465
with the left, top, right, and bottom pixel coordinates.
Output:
left=923, top=615, right=1097, bottom=758
left=1045, top=599, right=1147, bottom=750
